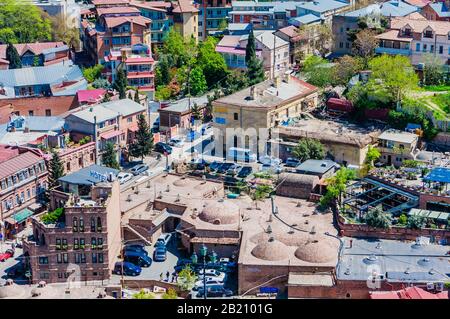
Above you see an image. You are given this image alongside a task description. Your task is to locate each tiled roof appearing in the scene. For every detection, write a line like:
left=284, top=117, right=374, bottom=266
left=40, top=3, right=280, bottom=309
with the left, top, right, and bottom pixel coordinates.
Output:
left=403, top=0, right=430, bottom=8
left=0, top=145, right=19, bottom=162
left=104, top=15, right=152, bottom=27
left=173, top=0, right=199, bottom=13
left=92, top=0, right=130, bottom=5
left=428, top=2, right=450, bottom=18
left=76, top=89, right=106, bottom=103
left=0, top=150, right=43, bottom=180
left=0, top=42, right=65, bottom=60
left=96, top=6, right=141, bottom=16
left=390, top=15, right=450, bottom=34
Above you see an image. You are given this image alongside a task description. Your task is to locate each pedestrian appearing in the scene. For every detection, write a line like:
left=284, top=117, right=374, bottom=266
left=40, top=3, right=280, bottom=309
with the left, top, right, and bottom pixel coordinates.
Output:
left=160, top=272, right=163, bottom=281
left=166, top=271, right=170, bottom=281
left=171, top=271, right=176, bottom=283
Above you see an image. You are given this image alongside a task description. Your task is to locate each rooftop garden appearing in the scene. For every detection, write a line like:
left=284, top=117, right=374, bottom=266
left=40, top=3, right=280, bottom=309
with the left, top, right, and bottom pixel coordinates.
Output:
left=40, top=207, right=65, bottom=225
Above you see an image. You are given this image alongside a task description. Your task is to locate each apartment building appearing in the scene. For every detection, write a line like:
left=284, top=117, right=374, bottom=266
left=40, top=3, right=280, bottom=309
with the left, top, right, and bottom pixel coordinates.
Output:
left=215, top=30, right=289, bottom=77
left=377, top=129, right=420, bottom=167
left=274, top=25, right=310, bottom=64
left=81, top=4, right=152, bottom=64
left=422, top=1, right=450, bottom=21
left=332, top=1, right=419, bottom=56
left=64, top=99, right=147, bottom=163
left=212, top=74, right=318, bottom=156
left=198, top=0, right=233, bottom=40
left=375, top=15, right=450, bottom=65
left=172, top=0, right=200, bottom=42
left=132, top=1, right=173, bottom=46
left=0, top=145, right=48, bottom=239
left=23, top=165, right=121, bottom=284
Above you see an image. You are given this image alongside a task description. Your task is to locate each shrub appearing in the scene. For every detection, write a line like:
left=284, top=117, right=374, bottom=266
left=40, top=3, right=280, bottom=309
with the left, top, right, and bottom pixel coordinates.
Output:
left=407, top=215, right=425, bottom=230
left=41, top=207, right=64, bottom=225
left=132, top=289, right=155, bottom=299
left=398, top=214, right=408, bottom=225
left=162, top=288, right=178, bottom=299
left=364, top=207, right=391, bottom=229
left=79, top=136, right=91, bottom=145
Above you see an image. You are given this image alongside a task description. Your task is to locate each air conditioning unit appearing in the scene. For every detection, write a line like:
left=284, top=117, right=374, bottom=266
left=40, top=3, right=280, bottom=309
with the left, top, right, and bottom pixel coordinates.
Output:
left=426, top=282, right=434, bottom=291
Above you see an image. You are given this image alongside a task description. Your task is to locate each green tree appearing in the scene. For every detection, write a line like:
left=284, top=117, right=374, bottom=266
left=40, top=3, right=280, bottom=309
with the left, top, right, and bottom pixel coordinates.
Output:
left=197, top=37, right=229, bottom=87
left=162, top=288, right=178, bottom=299
left=129, top=114, right=153, bottom=160
left=292, top=138, right=325, bottom=162
left=422, top=53, right=444, bottom=86
left=92, top=78, right=110, bottom=89
left=189, top=66, right=207, bottom=96
left=5, top=43, right=21, bottom=69
left=162, top=28, right=187, bottom=67
left=360, top=145, right=381, bottom=176
left=102, top=93, right=111, bottom=103
left=83, top=64, right=104, bottom=83
left=155, top=55, right=171, bottom=86
left=302, top=55, right=334, bottom=87
left=191, top=102, right=202, bottom=120
left=333, top=55, right=364, bottom=85
left=102, top=142, right=119, bottom=169
left=132, top=289, right=155, bottom=299
left=222, top=70, right=248, bottom=95
left=245, top=29, right=256, bottom=65
left=113, top=67, right=128, bottom=99
left=364, top=207, right=391, bottom=229
left=407, top=215, right=425, bottom=230
left=127, top=91, right=133, bottom=100
left=217, top=18, right=228, bottom=31
left=50, top=13, right=80, bottom=50
left=48, top=151, right=65, bottom=189
left=320, top=167, right=356, bottom=208
left=246, top=56, right=265, bottom=86
left=368, top=55, right=418, bottom=105
left=398, top=214, right=408, bottom=225
left=0, top=0, right=52, bottom=43
left=177, top=265, right=197, bottom=291
left=352, top=29, right=379, bottom=67
left=134, top=88, right=140, bottom=104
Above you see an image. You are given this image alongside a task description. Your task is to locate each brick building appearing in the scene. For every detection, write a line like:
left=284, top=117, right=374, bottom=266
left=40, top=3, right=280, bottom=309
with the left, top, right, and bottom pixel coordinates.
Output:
left=23, top=165, right=122, bottom=284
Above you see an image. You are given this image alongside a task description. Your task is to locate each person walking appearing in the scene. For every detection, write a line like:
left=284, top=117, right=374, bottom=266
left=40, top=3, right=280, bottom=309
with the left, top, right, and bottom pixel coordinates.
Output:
left=166, top=271, right=170, bottom=281
left=160, top=272, right=163, bottom=281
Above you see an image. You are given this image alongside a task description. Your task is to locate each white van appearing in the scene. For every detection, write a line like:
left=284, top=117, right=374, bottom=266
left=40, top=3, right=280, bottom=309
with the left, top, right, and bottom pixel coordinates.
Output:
left=227, top=147, right=257, bottom=163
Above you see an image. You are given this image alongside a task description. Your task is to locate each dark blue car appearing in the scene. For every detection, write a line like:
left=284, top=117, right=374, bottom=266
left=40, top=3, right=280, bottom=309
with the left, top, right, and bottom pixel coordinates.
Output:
left=153, top=247, right=167, bottom=262
left=113, top=261, right=141, bottom=276
left=124, top=251, right=152, bottom=267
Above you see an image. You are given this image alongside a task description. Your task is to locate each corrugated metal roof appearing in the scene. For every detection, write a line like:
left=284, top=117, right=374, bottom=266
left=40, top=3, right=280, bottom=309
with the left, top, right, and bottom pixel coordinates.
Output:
left=0, top=151, right=44, bottom=180
left=58, top=164, right=119, bottom=186
left=70, top=105, right=118, bottom=124
left=102, top=99, right=146, bottom=117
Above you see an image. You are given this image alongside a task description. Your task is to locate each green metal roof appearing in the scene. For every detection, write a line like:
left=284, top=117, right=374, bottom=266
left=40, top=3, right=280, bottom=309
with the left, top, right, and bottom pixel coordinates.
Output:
left=13, top=208, right=34, bottom=223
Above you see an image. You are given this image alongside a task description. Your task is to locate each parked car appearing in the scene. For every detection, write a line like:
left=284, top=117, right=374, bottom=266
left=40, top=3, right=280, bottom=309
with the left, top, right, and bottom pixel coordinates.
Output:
left=0, top=249, right=14, bottom=262
left=154, top=142, right=173, bottom=155
left=123, top=245, right=148, bottom=256
left=284, top=158, right=301, bottom=168
left=225, top=164, right=242, bottom=176
left=153, top=247, right=167, bottom=262
left=168, top=137, right=185, bottom=147
left=197, top=269, right=226, bottom=282
left=113, top=261, right=141, bottom=276
left=196, top=286, right=233, bottom=298
left=216, top=163, right=234, bottom=174
left=261, top=163, right=282, bottom=174
left=130, top=164, right=149, bottom=176
left=219, top=258, right=237, bottom=269
left=259, top=155, right=282, bottom=166
left=237, top=166, right=252, bottom=178
left=209, top=161, right=222, bottom=172
left=124, top=251, right=152, bottom=267
left=192, top=278, right=224, bottom=291
left=117, top=172, right=133, bottom=184
left=156, top=233, right=172, bottom=246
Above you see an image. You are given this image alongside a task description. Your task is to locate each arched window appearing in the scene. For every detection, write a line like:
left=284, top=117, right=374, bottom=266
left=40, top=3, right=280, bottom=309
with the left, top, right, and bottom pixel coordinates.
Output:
left=72, top=217, right=78, bottom=232
left=90, top=217, right=96, bottom=232
left=79, top=217, right=84, bottom=232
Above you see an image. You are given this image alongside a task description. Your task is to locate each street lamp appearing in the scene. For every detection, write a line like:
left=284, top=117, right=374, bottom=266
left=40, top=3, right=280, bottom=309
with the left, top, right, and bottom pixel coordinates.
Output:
left=199, top=244, right=208, bottom=299
left=209, top=250, right=218, bottom=264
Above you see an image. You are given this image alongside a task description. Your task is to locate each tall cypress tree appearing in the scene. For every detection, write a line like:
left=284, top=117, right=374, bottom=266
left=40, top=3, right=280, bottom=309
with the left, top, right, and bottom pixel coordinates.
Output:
left=6, top=43, right=22, bottom=69
left=102, top=142, right=120, bottom=169
left=134, top=88, right=140, bottom=104
left=48, top=151, right=64, bottom=188
left=246, top=56, right=265, bottom=86
left=113, top=67, right=127, bottom=99
left=245, top=29, right=256, bottom=65
left=129, top=114, right=154, bottom=160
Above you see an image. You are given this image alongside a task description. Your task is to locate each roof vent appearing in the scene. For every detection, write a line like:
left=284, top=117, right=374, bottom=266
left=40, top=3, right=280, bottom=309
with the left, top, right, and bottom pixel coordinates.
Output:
left=418, top=257, right=431, bottom=267
left=404, top=267, right=410, bottom=274
left=364, top=254, right=378, bottom=264
left=266, top=225, right=272, bottom=234
left=320, top=162, right=328, bottom=167
left=268, top=236, right=275, bottom=242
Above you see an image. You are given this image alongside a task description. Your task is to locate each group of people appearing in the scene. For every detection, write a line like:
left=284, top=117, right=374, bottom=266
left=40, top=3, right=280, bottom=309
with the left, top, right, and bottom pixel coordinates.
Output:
left=160, top=271, right=177, bottom=283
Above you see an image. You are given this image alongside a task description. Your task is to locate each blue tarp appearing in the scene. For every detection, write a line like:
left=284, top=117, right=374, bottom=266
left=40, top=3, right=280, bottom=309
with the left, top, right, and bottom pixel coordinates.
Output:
left=423, top=167, right=450, bottom=183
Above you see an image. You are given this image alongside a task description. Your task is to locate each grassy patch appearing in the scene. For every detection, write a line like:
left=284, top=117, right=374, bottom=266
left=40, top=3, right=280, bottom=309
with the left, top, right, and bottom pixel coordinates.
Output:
left=423, top=85, right=450, bottom=92
left=430, top=93, right=450, bottom=113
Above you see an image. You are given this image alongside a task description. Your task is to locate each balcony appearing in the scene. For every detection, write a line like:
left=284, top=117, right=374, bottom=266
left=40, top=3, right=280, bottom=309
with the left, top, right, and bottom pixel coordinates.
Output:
left=127, top=71, right=154, bottom=78
left=375, top=47, right=411, bottom=56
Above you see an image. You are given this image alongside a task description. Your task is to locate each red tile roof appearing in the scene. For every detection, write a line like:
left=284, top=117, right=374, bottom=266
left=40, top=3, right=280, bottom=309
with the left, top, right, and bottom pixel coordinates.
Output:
left=77, top=89, right=106, bottom=103
left=0, top=150, right=44, bottom=180
left=370, top=287, right=449, bottom=299
left=104, top=15, right=152, bottom=28
left=173, top=0, right=199, bottom=13
left=92, top=0, right=130, bottom=5
left=0, top=42, right=66, bottom=60
left=97, top=6, right=140, bottom=16
left=277, top=26, right=306, bottom=42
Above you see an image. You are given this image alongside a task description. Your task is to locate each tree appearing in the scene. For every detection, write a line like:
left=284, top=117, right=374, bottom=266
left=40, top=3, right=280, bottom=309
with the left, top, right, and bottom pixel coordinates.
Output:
left=360, top=145, right=381, bottom=177
left=92, top=78, right=110, bottom=89
left=134, top=88, right=140, bottom=104
left=132, top=289, right=155, bottom=299
left=364, top=207, right=391, bottom=229
left=299, top=24, right=333, bottom=57
left=129, top=114, right=153, bottom=160
left=422, top=53, right=444, bottom=86
left=48, top=151, right=64, bottom=188
left=113, top=67, right=128, bottom=99
left=292, top=138, right=325, bottom=162
left=50, top=13, right=80, bottom=50
left=155, top=55, right=171, bottom=86
left=102, top=93, right=111, bottom=103
left=189, top=66, right=207, bottom=96
left=83, top=64, right=104, bottom=83
left=162, top=288, right=178, bottom=299
left=0, top=0, right=52, bottom=43
left=302, top=55, right=334, bottom=87
left=191, top=102, right=202, bottom=120
left=407, top=215, right=425, bottom=230
left=245, top=29, right=256, bottom=65
left=333, top=55, right=364, bottom=85
left=127, top=91, right=133, bottom=100
left=5, top=43, right=21, bottom=69
left=368, top=55, right=418, bottom=104
left=246, top=56, right=265, bottom=86
left=177, top=265, right=197, bottom=291
left=217, top=18, right=228, bottom=31
left=352, top=29, right=379, bottom=66
left=162, top=28, right=187, bottom=67
left=320, top=167, right=356, bottom=208
left=197, top=37, right=229, bottom=87
left=102, top=142, right=119, bottom=169
left=222, top=70, right=248, bottom=95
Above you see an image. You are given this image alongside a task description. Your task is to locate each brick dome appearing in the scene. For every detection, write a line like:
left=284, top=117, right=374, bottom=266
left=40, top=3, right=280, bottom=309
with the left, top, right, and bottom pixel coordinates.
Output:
left=294, top=238, right=336, bottom=263
left=251, top=237, right=289, bottom=261
left=198, top=199, right=240, bottom=225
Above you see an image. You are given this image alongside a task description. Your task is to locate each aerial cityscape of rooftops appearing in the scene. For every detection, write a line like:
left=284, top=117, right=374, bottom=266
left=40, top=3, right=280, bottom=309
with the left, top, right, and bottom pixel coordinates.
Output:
left=0, top=0, right=449, bottom=302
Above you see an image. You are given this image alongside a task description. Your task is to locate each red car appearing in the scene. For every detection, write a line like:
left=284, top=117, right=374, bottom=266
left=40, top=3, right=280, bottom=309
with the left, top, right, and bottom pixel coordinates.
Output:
left=0, top=249, right=14, bottom=262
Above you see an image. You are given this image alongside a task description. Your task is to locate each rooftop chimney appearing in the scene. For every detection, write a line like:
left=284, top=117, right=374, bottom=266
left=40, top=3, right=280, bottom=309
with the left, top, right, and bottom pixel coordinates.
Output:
left=249, top=86, right=257, bottom=100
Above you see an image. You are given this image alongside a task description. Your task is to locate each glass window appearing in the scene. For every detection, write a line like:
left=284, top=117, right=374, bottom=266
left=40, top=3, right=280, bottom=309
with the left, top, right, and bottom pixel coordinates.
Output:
left=63, top=253, right=68, bottom=263
left=39, top=256, right=48, bottom=264
left=92, top=253, right=98, bottom=264
left=56, top=238, right=61, bottom=250
left=62, top=238, right=68, bottom=250
left=79, top=217, right=84, bottom=232
left=416, top=43, right=420, bottom=51
left=80, top=238, right=85, bottom=249
left=73, top=217, right=78, bottom=232
left=97, top=237, right=103, bottom=249
left=98, top=253, right=104, bottom=263
left=91, top=217, right=96, bottom=232
left=57, top=254, right=62, bottom=264
left=91, top=237, right=97, bottom=249
left=74, top=238, right=79, bottom=250
left=81, top=253, right=86, bottom=263
left=97, top=217, right=102, bottom=232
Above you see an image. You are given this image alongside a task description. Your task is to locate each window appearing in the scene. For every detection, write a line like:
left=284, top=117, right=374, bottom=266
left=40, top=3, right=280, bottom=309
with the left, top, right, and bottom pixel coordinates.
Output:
left=339, top=42, right=343, bottom=48
left=424, top=30, right=433, bottom=38
left=91, top=237, right=97, bottom=249
left=80, top=238, right=85, bottom=249
left=81, top=253, right=86, bottom=263
left=439, top=45, right=443, bottom=54
left=28, top=110, right=34, bottom=116
left=27, top=189, right=30, bottom=199
left=127, top=117, right=132, bottom=123
left=345, top=42, right=350, bottom=49
left=39, top=272, right=49, bottom=279
left=416, top=43, right=420, bottom=52
left=62, top=238, right=68, bottom=250
left=97, top=217, right=102, bottom=232
left=74, top=238, right=79, bottom=250
left=66, top=162, right=71, bottom=172
left=63, top=253, right=68, bottom=263
left=104, top=39, right=109, bottom=45
left=340, top=27, right=344, bottom=33
left=39, top=256, right=49, bottom=264
left=73, top=217, right=78, bottom=232
left=431, top=45, right=434, bottom=52
left=79, top=217, right=84, bottom=232
left=233, top=113, right=238, bottom=121
left=57, top=254, right=62, bottom=264
left=92, top=253, right=98, bottom=263
left=98, top=253, right=104, bottom=263
left=56, top=238, right=61, bottom=250
left=45, top=109, right=51, bottom=116
left=423, top=44, right=427, bottom=52
left=91, top=217, right=96, bottom=232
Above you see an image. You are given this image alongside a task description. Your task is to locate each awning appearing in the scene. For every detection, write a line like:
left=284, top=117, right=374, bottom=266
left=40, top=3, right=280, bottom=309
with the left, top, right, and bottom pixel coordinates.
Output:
left=6, top=208, right=34, bottom=224
left=100, top=130, right=122, bottom=140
